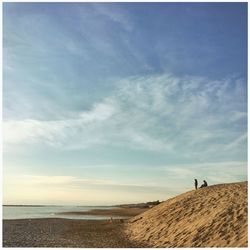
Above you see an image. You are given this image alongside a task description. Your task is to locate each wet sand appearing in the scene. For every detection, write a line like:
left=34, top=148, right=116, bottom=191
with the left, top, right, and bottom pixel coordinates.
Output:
left=3, top=218, right=146, bottom=248
left=57, top=207, right=149, bottom=217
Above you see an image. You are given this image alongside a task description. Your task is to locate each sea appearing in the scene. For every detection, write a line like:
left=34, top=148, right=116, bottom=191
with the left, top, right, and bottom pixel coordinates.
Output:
left=3, top=205, right=120, bottom=220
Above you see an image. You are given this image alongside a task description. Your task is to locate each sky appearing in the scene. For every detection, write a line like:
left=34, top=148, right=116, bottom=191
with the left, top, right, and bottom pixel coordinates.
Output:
left=3, top=2, right=247, bottom=205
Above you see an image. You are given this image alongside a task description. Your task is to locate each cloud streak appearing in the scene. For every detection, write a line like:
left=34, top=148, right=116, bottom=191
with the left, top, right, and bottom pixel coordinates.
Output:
left=3, top=173, right=171, bottom=205
left=3, top=3, right=247, bottom=205
left=4, top=160, right=247, bottom=205
left=3, top=73, right=247, bottom=162
left=5, top=174, right=171, bottom=192
left=164, top=161, right=247, bottom=184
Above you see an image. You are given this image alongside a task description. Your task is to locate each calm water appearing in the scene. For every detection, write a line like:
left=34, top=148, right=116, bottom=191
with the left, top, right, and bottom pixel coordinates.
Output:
left=3, top=205, right=119, bottom=220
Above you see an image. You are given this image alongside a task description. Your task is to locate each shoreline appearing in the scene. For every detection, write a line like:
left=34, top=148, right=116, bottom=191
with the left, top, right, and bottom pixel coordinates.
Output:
left=3, top=218, right=146, bottom=248
left=56, top=207, right=149, bottom=217
left=3, top=182, right=247, bottom=248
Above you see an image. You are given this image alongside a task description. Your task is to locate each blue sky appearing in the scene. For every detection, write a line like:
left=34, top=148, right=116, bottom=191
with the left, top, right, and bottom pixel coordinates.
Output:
left=3, top=3, right=247, bottom=205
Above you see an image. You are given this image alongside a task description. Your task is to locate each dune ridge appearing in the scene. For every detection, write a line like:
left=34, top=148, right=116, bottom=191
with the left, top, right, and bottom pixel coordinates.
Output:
left=125, top=181, right=248, bottom=247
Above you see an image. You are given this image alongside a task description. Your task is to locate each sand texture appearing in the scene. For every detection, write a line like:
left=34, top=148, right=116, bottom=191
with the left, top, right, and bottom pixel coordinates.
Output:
left=125, top=181, right=248, bottom=247
left=3, top=218, right=144, bottom=248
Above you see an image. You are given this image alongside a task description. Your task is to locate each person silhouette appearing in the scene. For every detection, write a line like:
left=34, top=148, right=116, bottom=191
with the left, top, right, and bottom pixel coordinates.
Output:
left=194, top=179, right=198, bottom=190
left=200, top=180, right=208, bottom=188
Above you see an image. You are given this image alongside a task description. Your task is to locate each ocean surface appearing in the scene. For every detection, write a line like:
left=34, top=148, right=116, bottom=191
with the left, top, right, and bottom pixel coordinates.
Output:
left=3, top=205, right=119, bottom=220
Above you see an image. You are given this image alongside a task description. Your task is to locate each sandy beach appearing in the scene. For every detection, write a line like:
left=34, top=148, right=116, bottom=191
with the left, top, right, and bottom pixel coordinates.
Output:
left=56, top=207, right=149, bottom=217
left=3, top=218, right=146, bottom=248
left=3, top=181, right=247, bottom=248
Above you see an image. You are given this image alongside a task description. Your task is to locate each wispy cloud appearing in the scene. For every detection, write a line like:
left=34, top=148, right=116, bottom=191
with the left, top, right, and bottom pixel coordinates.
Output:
left=3, top=173, right=171, bottom=205
left=224, top=133, right=247, bottom=151
left=5, top=174, right=164, bottom=189
left=164, top=161, right=247, bottom=185
left=3, top=73, right=247, bottom=163
left=3, top=3, right=247, bottom=206
left=4, top=159, right=247, bottom=205
left=92, top=3, right=133, bottom=32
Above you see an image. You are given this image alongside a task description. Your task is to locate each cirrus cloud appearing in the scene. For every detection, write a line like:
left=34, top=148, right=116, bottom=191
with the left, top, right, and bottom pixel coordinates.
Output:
left=3, top=73, right=247, bottom=163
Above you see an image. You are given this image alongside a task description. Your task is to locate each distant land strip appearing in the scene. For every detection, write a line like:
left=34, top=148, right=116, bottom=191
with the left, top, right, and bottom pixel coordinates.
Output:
left=3, top=205, right=62, bottom=207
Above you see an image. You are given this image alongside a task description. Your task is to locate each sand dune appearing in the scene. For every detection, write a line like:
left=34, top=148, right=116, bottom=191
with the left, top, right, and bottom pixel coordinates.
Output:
left=125, top=181, right=248, bottom=247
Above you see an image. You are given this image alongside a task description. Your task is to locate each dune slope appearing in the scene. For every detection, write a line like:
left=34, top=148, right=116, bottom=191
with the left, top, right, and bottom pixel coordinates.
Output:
left=125, top=181, right=247, bottom=247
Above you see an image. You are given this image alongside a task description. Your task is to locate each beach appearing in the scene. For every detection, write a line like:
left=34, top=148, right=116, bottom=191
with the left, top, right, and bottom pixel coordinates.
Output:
left=3, top=218, right=145, bottom=248
left=3, top=181, right=248, bottom=248
left=56, top=207, right=149, bottom=217
left=3, top=207, right=148, bottom=247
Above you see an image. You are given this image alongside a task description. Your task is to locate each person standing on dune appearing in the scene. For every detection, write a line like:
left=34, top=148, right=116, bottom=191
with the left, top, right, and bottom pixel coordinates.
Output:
left=194, top=179, right=198, bottom=190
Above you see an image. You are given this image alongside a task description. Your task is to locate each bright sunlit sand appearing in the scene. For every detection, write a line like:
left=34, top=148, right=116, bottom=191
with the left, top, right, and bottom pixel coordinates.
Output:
left=125, top=181, right=247, bottom=247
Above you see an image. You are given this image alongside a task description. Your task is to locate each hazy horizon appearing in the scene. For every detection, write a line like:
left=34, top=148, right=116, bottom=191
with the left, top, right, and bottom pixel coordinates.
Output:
left=3, top=3, right=247, bottom=205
